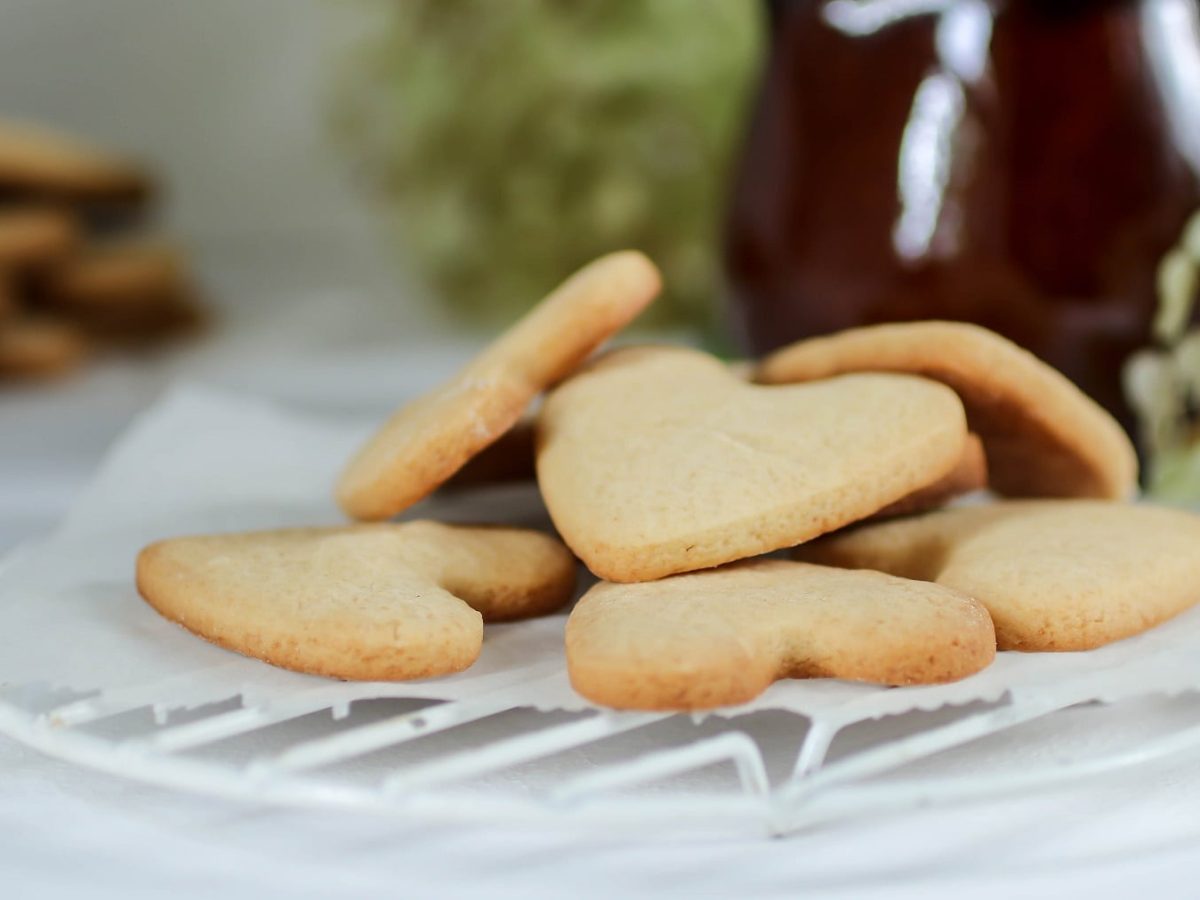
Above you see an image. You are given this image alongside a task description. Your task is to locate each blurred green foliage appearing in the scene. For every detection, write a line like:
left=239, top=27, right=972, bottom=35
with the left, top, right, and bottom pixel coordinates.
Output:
left=329, top=0, right=760, bottom=338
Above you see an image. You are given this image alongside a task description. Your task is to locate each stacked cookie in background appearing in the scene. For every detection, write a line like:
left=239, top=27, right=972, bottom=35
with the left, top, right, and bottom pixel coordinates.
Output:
left=0, top=118, right=203, bottom=381
left=136, top=251, right=1200, bottom=712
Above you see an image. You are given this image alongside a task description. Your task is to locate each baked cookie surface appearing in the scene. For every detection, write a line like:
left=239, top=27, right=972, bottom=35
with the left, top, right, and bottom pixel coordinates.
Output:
left=137, top=522, right=577, bottom=680
left=566, top=559, right=995, bottom=710
left=800, top=500, right=1200, bottom=651
left=756, top=321, right=1137, bottom=500
left=537, top=345, right=968, bottom=581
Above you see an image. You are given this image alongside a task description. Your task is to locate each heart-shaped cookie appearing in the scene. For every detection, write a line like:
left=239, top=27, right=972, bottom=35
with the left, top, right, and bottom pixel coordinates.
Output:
left=536, top=346, right=968, bottom=581
left=137, top=522, right=577, bottom=680
left=566, top=559, right=995, bottom=710
left=871, top=432, right=986, bottom=520
left=337, top=251, right=661, bottom=521
left=799, top=500, right=1200, bottom=651
left=756, top=321, right=1137, bottom=499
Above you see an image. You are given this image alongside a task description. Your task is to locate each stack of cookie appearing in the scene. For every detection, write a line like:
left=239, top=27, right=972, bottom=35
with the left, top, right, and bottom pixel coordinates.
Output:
left=136, top=252, right=1200, bottom=711
left=0, top=118, right=202, bottom=381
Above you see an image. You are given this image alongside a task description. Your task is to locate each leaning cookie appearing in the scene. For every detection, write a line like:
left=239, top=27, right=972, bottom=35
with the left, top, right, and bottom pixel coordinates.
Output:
left=0, top=118, right=151, bottom=206
left=799, top=500, right=1200, bottom=651
left=537, top=345, right=967, bottom=582
left=566, top=559, right=995, bottom=711
left=137, top=522, right=577, bottom=680
left=337, top=251, right=661, bottom=521
left=756, top=321, right=1137, bottom=500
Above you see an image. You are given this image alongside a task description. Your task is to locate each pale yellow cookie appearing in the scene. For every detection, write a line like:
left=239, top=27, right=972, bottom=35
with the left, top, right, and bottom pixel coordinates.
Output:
left=870, top=432, right=987, bottom=520
left=566, top=559, right=995, bottom=710
left=756, top=321, right=1137, bottom=499
left=337, top=251, right=661, bottom=521
left=0, top=207, right=79, bottom=269
left=0, top=118, right=150, bottom=205
left=0, top=317, right=87, bottom=379
left=537, top=345, right=968, bottom=582
left=799, top=500, right=1200, bottom=651
left=136, top=522, right=577, bottom=680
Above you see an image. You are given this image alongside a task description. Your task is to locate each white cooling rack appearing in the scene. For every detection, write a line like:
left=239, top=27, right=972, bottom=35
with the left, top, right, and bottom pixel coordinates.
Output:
left=5, top=671, right=1200, bottom=838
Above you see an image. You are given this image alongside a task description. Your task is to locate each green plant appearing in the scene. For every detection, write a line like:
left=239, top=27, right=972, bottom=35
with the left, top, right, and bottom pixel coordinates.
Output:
left=1124, top=210, right=1200, bottom=499
left=329, top=0, right=760, bottom=339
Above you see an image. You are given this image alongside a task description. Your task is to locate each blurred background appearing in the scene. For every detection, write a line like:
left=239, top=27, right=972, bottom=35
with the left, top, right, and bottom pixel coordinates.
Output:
left=4, top=0, right=1200, bottom=505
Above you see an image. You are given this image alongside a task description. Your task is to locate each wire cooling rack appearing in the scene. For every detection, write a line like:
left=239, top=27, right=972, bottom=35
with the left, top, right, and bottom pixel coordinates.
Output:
left=5, top=669, right=1200, bottom=838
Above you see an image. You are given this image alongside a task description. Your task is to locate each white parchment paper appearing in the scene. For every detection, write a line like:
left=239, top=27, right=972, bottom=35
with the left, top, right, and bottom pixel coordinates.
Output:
left=2, top=384, right=1199, bottom=724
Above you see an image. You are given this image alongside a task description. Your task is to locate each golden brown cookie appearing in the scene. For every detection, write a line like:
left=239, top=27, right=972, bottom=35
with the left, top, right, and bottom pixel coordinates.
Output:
left=799, top=500, right=1200, bottom=651
left=43, top=239, right=184, bottom=311
left=337, top=251, right=661, bottom=521
left=537, top=345, right=968, bottom=582
left=756, top=321, right=1137, bottom=499
left=0, top=318, right=87, bottom=379
left=0, top=207, right=79, bottom=269
left=871, top=432, right=987, bottom=519
left=39, top=239, right=204, bottom=343
left=566, top=559, right=995, bottom=710
left=0, top=118, right=151, bottom=206
left=136, top=522, right=577, bottom=681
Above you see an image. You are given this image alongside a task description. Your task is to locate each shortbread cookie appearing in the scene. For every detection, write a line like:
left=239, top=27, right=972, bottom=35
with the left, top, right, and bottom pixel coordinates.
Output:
left=338, top=251, right=661, bottom=520
left=756, top=321, right=1137, bottom=499
left=537, top=346, right=968, bottom=582
left=0, top=318, right=87, bottom=379
left=0, top=118, right=150, bottom=205
left=566, top=559, right=995, bottom=710
left=800, top=500, right=1200, bottom=651
left=871, top=432, right=986, bottom=519
left=0, top=207, right=78, bottom=269
left=137, top=522, right=577, bottom=680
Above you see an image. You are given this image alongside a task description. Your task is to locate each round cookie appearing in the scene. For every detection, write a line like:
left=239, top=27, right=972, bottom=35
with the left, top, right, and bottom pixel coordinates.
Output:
left=536, top=345, right=968, bottom=582
left=799, top=500, right=1200, bottom=651
left=136, top=522, right=578, bottom=681
left=43, top=240, right=185, bottom=310
left=0, top=318, right=87, bottom=379
left=40, top=239, right=204, bottom=343
left=337, top=250, right=661, bottom=521
left=0, top=118, right=150, bottom=206
left=0, top=207, right=79, bottom=269
left=756, top=321, right=1137, bottom=500
left=566, top=559, right=995, bottom=710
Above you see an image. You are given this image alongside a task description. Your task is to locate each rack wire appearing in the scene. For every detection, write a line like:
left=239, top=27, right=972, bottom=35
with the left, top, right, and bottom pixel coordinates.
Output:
left=5, top=668, right=1198, bottom=838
